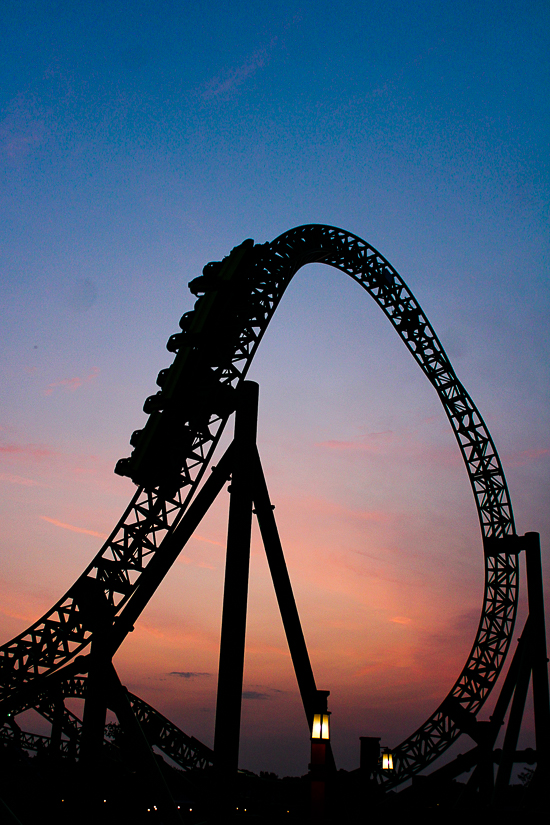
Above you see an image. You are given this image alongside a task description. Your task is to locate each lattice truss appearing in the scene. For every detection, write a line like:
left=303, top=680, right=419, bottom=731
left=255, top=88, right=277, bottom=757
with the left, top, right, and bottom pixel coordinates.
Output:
left=1, top=674, right=213, bottom=771
left=0, top=225, right=517, bottom=786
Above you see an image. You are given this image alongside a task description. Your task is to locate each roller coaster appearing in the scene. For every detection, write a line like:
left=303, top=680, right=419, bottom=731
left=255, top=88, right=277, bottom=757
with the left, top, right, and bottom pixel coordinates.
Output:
left=1, top=225, right=547, bottom=817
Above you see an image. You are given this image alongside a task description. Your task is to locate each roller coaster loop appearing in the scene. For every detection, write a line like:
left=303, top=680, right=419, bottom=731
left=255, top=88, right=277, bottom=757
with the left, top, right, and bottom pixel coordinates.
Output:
left=0, top=224, right=520, bottom=788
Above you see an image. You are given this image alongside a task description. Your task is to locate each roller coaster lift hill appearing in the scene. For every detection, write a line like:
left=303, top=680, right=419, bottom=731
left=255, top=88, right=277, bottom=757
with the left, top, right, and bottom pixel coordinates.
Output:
left=0, top=225, right=548, bottom=817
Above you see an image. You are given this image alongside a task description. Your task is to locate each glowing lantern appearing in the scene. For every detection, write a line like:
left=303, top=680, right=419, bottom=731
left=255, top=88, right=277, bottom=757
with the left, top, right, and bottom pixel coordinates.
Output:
left=381, top=749, right=393, bottom=770
left=311, top=713, right=330, bottom=740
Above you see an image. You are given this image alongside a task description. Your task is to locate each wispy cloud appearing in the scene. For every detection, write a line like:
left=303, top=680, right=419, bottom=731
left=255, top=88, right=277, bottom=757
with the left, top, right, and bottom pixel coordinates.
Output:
left=0, top=605, right=37, bottom=624
left=504, top=447, right=549, bottom=467
left=177, top=533, right=225, bottom=569
left=371, top=41, right=443, bottom=100
left=134, top=619, right=218, bottom=653
left=316, top=428, right=459, bottom=467
left=179, top=555, right=216, bottom=570
left=298, top=494, right=390, bottom=524
left=0, top=442, right=56, bottom=460
left=0, top=435, right=122, bottom=498
left=0, top=95, right=48, bottom=164
left=200, top=38, right=278, bottom=100
left=0, top=472, right=41, bottom=486
left=0, top=578, right=57, bottom=626
left=44, top=366, right=99, bottom=396
left=67, top=278, right=98, bottom=312
left=243, top=691, right=270, bottom=700
left=193, top=533, right=224, bottom=547
left=317, top=431, right=395, bottom=453
left=40, top=515, right=107, bottom=539
left=169, top=671, right=211, bottom=680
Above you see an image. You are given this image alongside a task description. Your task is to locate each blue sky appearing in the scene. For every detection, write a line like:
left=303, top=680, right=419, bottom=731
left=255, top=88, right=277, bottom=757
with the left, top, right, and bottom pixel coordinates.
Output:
left=1, top=0, right=549, bottom=775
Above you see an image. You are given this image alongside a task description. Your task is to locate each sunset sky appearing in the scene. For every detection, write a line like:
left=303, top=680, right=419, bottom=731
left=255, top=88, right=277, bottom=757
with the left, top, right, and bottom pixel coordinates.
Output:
left=1, top=1, right=549, bottom=776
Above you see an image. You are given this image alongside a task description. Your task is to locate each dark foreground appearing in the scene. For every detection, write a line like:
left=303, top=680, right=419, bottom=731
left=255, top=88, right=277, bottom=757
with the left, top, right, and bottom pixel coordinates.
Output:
left=0, top=743, right=542, bottom=825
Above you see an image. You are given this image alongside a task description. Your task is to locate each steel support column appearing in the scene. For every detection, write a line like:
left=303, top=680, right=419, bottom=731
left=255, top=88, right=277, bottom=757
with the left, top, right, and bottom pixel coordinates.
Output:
left=252, top=447, right=318, bottom=724
left=525, top=533, right=550, bottom=767
left=213, top=382, right=259, bottom=787
left=79, top=584, right=112, bottom=769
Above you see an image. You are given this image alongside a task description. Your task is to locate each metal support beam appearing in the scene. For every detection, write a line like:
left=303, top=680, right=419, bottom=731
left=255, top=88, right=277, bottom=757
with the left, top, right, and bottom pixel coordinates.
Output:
left=113, top=446, right=235, bottom=652
left=252, top=447, right=318, bottom=724
left=106, top=664, right=182, bottom=824
left=525, top=533, right=550, bottom=767
left=79, top=582, right=112, bottom=769
left=214, top=382, right=258, bottom=785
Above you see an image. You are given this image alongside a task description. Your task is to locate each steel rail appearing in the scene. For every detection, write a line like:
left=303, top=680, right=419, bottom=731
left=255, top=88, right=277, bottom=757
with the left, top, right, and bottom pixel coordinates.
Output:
left=0, top=225, right=518, bottom=786
left=1, top=674, right=213, bottom=771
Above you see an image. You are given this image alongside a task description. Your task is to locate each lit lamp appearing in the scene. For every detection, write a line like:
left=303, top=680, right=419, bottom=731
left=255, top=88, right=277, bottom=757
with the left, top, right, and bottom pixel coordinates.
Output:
left=381, top=748, right=394, bottom=771
left=311, top=713, right=330, bottom=741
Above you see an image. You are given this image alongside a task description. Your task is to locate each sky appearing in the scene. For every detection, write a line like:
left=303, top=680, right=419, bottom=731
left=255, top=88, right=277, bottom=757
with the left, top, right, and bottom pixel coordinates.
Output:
left=1, top=0, right=549, bottom=777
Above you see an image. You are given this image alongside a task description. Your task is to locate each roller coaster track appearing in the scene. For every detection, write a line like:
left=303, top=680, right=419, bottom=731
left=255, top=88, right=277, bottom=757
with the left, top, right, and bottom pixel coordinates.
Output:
left=1, top=674, right=213, bottom=771
left=0, top=224, right=518, bottom=787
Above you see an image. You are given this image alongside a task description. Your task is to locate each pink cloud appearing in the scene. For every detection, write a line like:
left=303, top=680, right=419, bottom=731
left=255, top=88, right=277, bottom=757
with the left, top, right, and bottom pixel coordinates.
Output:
left=0, top=472, right=41, bottom=487
left=316, top=428, right=460, bottom=468
left=0, top=579, right=55, bottom=630
left=0, top=442, right=56, bottom=459
left=353, top=660, right=388, bottom=676
left=317, top=431, right=394, bottom=453
left=298, top=493, right=390, bottom=524
left=504, top=447, right=549, bottom=467
left=44, top=366, right=99, bottom=396
left=391, top=616, right=412, bottom=625
left=0, top=596, right=48, bottom=627
left=0, top=434, right=124, bottom=499
left=40, top=515, right=107, bottom=539
left=175, top=532, right=226, bottom=570
left=193, top=533, right=224, bottom=547
left=0, top=606, right=36, bottom=624
left=179, top=555, right=216, bottom=571
left=132, top=620, right=218, bottom=653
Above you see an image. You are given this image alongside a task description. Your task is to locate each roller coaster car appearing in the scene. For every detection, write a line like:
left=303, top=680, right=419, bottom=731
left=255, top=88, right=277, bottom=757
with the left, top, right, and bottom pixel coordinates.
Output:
left=115, top=239, right=255, bottom=490
left=188, top=262, right=222, bottom=296
left=117, top=375, right=236, bottom=493
left=115, top=417, right=196, bottom=493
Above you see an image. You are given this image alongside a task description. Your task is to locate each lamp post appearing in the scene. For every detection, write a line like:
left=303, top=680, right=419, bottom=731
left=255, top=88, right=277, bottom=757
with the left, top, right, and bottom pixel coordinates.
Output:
left=359, top=737, right=393, bottom=788
left=359, top=736, right=381, bottom=783
left=310, top=690, right=331, bottom=821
